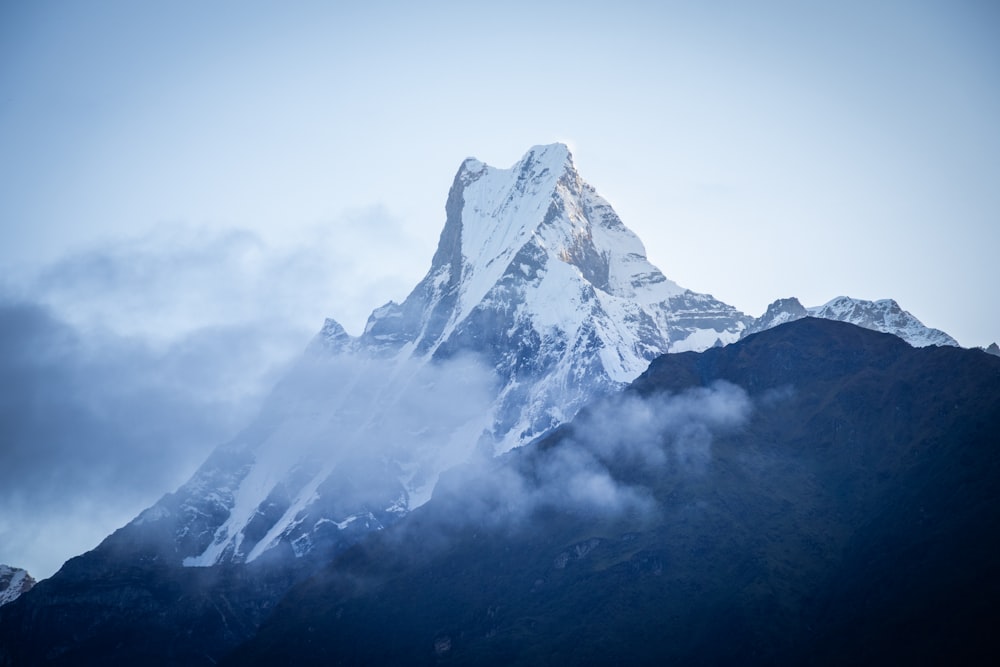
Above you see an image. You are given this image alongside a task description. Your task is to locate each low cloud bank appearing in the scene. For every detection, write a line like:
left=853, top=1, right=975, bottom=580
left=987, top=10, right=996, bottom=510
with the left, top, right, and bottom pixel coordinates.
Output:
left=434, top=381, right=753, bottom=530
left=0, top=298, right=250, bottom=578
left=0, top=211, right=422, bottom=578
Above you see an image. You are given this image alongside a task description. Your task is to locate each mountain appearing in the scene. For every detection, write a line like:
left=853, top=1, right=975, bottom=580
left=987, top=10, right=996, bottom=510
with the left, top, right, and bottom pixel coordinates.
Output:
left=745, top=295, right=959, bottom=347
left=0, top=144, right=752, bottom=665
left=0, top=566, right=33, bottom=607
left=741, top=296, right=808, bottom=337
left=223, top=318, right=1000, bottom=666
left=128, top=143, right=752, bottom=573
left=0, top=144, right=972, bottom=665
left=986, top=342, right=1000, bottom=357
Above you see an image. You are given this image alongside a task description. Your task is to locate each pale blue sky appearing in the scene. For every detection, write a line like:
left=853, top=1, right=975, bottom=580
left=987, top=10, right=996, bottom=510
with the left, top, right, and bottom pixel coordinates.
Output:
left=2, top=0, right=998, bottom=345
left=1, top=1, right=999, bottom=577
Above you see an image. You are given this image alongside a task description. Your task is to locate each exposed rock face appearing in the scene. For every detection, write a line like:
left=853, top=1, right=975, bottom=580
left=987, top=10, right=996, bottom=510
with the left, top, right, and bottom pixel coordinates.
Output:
left=742, top=297, right=809, bottom=338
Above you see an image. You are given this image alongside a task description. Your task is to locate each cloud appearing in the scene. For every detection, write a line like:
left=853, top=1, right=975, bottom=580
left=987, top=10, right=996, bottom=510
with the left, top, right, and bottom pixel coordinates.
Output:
left=432, top=381, right=753, bottom=531
left=0, top=215, right=751, bottom=580
left=0, top=210, right=427, bottom=578
left=249, top=348, right=500, bottom=508
left=27, top=208, right=423, bottom=343
left=0, top=299, right=249, bottom=578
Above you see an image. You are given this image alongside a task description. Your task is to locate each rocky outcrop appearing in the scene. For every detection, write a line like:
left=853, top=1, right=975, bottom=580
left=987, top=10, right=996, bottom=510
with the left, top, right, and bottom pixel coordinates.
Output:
left=0, top=565, right=34, bottom=607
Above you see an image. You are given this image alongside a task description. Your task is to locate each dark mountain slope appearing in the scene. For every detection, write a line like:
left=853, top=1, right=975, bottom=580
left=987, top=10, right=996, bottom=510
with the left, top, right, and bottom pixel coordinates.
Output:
left=0, top=547, right=297, bottom=666
left=225, top=318, right=1000, bottom=666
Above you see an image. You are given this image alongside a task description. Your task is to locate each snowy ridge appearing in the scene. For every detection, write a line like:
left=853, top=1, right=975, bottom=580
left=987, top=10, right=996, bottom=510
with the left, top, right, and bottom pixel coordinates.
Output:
left=128, top=143, right=750, bottom=569
left=744, top=296, right=959, bottom=348
left=807, top=296, right=958, bottom=347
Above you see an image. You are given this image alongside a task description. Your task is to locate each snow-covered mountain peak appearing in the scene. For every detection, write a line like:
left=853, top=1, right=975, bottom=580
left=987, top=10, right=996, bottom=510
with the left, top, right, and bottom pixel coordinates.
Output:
left=517, top=142, right=575, bottom=180
left=458, top=143, right=572, bottom=186
left=506, top=142, right=575, bottom=178
left=455, top=144, right=575, bottom=271
left=440, top=143, right=689, bottom=335
left=124, top=144, right=751, bottom=569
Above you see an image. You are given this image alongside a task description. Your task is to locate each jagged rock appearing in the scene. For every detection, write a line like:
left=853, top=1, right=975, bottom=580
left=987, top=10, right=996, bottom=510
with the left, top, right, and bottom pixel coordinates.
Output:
left=742, top=297, right=808, bottom=337
left=0, top=565, right=34, bottom=607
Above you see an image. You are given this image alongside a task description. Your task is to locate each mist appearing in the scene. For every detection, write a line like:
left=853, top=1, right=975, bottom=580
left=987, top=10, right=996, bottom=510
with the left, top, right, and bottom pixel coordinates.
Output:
left=0, top=210, right=750, bottom=580
left=251, top=347, right=500, bottom=519
left=0, top=298, right=251, bottom=578
left=0, top=212, right=422, bottom=579
left=431, top=381, right=753, bottom=532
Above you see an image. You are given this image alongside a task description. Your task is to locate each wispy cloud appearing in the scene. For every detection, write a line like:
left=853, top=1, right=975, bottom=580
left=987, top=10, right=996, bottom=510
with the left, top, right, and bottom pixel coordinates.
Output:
left=431, top=381, right=753, bottom=531
left=0, top=299, right=246, bottom=577
left=27, top=208, right=422, bottom=342
left=0, top=210, right=425, bottom=578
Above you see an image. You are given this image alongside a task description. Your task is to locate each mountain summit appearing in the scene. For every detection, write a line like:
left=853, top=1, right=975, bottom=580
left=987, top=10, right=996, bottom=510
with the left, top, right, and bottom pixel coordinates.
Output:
left=167, top=143, right=750, bottom=569
left=340, top=143, right=748, bottom=446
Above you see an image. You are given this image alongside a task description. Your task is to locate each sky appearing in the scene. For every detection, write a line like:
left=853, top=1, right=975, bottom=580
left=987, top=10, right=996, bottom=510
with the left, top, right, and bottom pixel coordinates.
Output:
left=1, top=1, right=998, bottom=578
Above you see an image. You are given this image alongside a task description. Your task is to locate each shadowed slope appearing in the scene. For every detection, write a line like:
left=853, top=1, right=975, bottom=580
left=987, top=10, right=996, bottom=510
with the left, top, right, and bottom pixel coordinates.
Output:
left=226, top=318, right=1000, bottom=666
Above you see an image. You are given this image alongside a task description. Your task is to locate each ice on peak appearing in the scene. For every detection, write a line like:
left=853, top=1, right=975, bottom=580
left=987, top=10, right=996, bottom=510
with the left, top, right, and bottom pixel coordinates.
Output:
left=813, top=296, right=901, bottom=320
left=460, top=143, right=574, bottom=187
left=446, top=142, right=688, bottom=338
left=459, top=157, right=487, bottom=181
left=818, top=295, right=899, bottom=312
left=519, top=142, right=574, bottom=173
